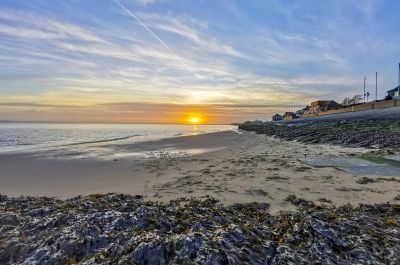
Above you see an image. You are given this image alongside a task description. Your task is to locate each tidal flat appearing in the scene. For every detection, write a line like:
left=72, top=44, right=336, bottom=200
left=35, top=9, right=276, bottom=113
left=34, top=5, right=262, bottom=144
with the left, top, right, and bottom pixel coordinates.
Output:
left=1, top=130, right=398, bottom=213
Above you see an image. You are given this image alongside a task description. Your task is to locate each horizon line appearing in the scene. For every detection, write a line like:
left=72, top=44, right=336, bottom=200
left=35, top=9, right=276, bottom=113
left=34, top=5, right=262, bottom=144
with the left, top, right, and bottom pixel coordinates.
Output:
left=0, top=120, right=237, bottom=126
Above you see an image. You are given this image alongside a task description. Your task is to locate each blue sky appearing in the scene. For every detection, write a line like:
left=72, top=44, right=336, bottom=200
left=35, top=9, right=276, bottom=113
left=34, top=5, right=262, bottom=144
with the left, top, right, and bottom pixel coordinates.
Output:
left=0, top=0, right=399, bottom=123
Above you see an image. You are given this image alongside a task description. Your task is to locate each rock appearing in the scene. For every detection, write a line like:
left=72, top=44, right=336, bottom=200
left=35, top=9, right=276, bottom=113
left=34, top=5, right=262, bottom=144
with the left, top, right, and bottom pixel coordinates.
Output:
left=0, top=193, right=399, bottom=264
left=0, top=213, right=19, bottom=226
left=239, top=120, right=400, bottom=150
left=176, top=234, right=206, bottom=259
left=357, top=177, right=377, bottom=184
left=204, top=252, right=230, bottom=265
left=132, top=239, right=170, bottom=265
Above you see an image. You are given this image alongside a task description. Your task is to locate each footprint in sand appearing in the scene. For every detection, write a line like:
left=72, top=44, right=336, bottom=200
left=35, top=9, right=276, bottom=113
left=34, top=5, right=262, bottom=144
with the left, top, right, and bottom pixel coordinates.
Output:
left=265, top=175, right=289, bottom=182
left=201, top=169, right=211, bottom=174
left=246, top=188, right=269, bottom=197
left=296, top=166, right=312, bottom=172
left=335, top=187, right=363, bottom=192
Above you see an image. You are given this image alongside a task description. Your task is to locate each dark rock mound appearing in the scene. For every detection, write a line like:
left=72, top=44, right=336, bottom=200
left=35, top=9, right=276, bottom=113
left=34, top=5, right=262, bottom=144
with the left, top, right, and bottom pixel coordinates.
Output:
left=0, top=193, right=399, bottom=264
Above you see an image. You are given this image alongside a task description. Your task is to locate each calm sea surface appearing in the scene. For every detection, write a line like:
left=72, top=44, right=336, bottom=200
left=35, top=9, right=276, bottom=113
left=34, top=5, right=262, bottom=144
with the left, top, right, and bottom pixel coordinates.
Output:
left=0, top=123, right=235, bottom=154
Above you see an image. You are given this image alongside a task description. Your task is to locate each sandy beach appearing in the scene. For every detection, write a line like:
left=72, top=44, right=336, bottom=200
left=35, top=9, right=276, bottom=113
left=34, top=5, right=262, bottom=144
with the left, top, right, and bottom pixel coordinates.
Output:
left=1, top=130, right=399, bottom=213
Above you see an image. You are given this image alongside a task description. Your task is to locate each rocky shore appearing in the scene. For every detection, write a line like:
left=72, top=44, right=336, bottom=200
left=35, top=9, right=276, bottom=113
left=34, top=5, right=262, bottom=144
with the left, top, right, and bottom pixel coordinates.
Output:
left=239, top=119, right=400, bottom=150
left=1, top=193, right=399, bottom=264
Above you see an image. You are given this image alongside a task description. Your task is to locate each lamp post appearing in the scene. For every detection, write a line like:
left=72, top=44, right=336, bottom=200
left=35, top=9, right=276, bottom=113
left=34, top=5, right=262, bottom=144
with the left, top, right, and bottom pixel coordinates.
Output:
left=375, top=72, right=377, bottom=102
left=363, top=76, right=366, bottom=103
left=398, top=63, right=400, bottom=99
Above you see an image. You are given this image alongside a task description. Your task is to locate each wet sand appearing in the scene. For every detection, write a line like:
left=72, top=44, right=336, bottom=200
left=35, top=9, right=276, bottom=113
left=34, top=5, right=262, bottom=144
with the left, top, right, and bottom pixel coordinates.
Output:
left=0, top=130, right=399, bottom=213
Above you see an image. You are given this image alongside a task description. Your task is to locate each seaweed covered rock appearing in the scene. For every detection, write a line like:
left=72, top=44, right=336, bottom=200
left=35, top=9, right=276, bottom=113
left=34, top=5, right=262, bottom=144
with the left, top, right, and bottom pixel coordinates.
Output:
left=0, top=193, right=399, bottom=264
left=239, top=120, right=400, bottom=150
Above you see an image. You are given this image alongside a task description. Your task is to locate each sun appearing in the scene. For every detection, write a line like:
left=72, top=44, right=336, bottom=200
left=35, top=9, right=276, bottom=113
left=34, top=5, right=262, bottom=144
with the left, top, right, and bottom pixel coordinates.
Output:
left=190, top=117, right=200, bottom=124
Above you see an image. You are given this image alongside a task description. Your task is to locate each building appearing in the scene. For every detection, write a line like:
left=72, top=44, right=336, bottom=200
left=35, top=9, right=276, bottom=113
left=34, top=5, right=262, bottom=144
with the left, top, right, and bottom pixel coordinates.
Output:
left=283, top=112, right=298, bottom=120
left=387, top=86, right=400, bottom=99
left=296, top=105, right=311, bottom=116
left=310, top=100, right=342, bottom=113
left=272, top=114, right=282, bottom=122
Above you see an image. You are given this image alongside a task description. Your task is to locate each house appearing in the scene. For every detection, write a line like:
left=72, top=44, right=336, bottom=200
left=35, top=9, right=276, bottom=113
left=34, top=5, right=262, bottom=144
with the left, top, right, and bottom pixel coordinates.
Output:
left=310, top=100, right=342, bottom=113
left=296, top=105, right=311, bottom=116
left=283, top=112, right=298, bottom=120
left=272, top=114, right=282, bottom=122
left=387, top=86, right=400, bottom=99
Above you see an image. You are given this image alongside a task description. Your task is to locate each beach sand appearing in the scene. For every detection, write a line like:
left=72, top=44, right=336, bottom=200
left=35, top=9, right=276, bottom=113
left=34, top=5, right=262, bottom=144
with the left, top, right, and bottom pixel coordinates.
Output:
left=0, top=130, right=399, bottom=213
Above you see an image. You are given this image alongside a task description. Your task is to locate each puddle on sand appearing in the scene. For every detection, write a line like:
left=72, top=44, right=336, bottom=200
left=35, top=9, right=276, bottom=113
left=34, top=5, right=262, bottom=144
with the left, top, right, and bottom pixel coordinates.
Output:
left=303, top=157, right=400, bottom=177
left=384, top=154, right=400, bottom=162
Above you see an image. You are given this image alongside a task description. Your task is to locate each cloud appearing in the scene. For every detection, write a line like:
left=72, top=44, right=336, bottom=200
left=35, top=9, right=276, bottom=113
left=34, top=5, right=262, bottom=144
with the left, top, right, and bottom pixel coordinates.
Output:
left=0, top=100, right=302, bottom=124
left=0, top=25, right=65, bottom=39
left=0, top=9, right=104, bottom=42
left=0, top=102, right=84, bottom=109
left=130, top=0, right=163, bottom=6
left=352, top=0, right=380, bottom=17
left=52, top=41, right=199, bottom=78
left=54, top=42, right=138, bottom=61
left=116, top=0, right=199, bottom=76
left=136, top=12, right=245, bottom=58
left=1, top=1, right=398, bottom=123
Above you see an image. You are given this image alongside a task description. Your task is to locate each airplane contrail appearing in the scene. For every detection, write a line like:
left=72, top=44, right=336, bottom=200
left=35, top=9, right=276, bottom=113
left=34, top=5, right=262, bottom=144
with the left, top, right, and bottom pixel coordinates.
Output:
left=115, top=0, right=198, bottom=77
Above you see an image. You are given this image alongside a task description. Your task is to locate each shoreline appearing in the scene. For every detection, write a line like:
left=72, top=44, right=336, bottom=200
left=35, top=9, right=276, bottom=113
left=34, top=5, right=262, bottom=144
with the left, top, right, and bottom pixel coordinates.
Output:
left=1, top=130, right=399, bottom=214
left=0, top=131, right=240, bottom=199
left=0, top=123, right=235, bottom=155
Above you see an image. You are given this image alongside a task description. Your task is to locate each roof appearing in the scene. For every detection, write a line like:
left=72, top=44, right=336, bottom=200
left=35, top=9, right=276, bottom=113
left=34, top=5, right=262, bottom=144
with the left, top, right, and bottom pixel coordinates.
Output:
left=312, top=100, right=331, bottom=104
left=311, top=100, right=340, bottom=106
left=387, top=86, right=400, bottom=93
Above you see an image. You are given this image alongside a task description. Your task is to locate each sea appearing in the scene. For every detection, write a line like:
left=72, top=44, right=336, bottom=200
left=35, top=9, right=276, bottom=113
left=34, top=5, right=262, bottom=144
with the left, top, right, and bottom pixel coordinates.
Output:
left=0, top=123, right=235, bottom=157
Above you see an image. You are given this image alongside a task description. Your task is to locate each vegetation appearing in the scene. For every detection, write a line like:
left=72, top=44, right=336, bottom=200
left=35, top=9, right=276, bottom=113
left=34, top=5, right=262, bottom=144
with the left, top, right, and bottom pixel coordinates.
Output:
left=0, top=194, right=399, bottom=264
left=341, top=94, right=363, bottom=106
left=240, top=119, right=400, bottom=150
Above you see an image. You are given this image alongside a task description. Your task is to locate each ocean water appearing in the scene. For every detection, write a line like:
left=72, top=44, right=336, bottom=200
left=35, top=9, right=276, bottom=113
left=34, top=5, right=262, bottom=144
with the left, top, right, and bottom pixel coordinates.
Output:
left=0, top=123, right=235, bottom=156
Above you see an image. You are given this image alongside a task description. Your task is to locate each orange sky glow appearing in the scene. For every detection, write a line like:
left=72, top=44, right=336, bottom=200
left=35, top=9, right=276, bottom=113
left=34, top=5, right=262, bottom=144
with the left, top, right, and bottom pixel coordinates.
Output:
left=0, top=102, right=294, bottom=124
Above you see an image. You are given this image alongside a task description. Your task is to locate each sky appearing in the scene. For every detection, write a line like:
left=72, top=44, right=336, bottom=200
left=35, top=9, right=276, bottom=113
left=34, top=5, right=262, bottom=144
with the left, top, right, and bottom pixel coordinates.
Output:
left=0, top=0, right=399, bottom=124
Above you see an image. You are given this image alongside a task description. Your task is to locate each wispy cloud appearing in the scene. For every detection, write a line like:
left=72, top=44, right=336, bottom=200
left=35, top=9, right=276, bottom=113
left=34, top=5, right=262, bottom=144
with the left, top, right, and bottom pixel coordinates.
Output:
left=131, top=0, right=163, bottom=6
left=1, top=1, right=399, bottom=123
left=0, top=9, right=104, bottom=42
left=352, top=0, right=381, bottom=17
left=137, top=12, right=245, bottom=58
left=116, top=0, right=199, bottom=77
left=0, top=100, right=303, bottom=124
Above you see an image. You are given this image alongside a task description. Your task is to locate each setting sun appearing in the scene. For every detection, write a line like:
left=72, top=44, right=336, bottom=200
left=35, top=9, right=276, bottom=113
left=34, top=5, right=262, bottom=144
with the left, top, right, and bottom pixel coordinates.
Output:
left=190, top=117, right=200, bottom=124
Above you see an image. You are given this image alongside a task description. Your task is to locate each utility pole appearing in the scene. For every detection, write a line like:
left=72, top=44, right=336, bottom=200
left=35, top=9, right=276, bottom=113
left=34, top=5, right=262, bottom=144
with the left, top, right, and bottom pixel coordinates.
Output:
left=363, top=76, right=366, bottom=103
left=398, top=63, right=400, bottom=99
left=375, top=72, right=378, bottom=102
